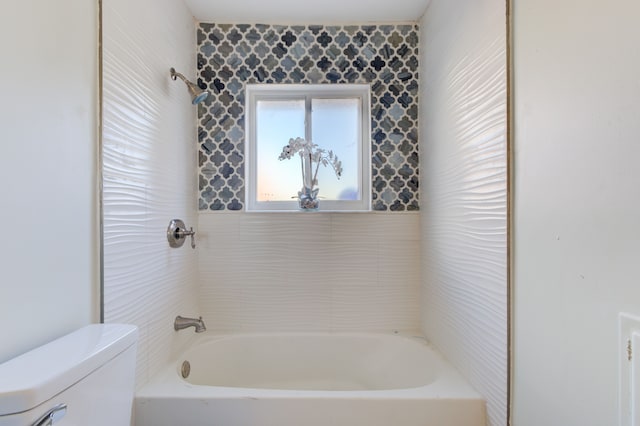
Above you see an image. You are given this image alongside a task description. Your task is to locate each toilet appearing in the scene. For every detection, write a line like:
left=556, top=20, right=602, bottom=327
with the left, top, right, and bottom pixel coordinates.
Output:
left=0, top=324, right=138, bottom=426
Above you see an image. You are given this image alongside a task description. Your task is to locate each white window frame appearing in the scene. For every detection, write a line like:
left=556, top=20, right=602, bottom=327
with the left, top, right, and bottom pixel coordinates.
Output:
left=245, top=84, right=371, bottom=212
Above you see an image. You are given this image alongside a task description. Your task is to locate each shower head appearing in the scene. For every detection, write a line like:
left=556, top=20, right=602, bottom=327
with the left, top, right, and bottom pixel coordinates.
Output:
left=170, top=67, right=209, bottom=105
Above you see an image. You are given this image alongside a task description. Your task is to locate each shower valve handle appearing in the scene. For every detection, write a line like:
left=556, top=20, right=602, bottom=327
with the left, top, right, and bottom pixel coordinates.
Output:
left=176, top=227, right=196, bottom=249
left=167, top=219, right=196, bottom=249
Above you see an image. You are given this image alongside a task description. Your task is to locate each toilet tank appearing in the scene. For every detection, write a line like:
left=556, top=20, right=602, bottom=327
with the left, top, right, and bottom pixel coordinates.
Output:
left=0, top=324, right=138, bottom=426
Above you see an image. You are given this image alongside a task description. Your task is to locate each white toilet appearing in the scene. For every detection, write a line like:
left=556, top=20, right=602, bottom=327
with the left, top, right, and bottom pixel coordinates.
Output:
left=0, top=324, right=138, bottom=426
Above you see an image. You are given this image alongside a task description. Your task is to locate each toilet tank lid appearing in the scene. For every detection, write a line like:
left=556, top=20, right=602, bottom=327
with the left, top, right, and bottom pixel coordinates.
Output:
left=0, top=324, right=138, bottom=416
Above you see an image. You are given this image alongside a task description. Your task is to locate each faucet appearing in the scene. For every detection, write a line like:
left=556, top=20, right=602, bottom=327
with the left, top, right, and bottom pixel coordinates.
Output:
left=174, top=316, right=206, bottom=333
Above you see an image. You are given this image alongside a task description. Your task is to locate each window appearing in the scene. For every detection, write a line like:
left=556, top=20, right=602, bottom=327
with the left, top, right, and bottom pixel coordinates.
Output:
left=245, top=84, right=371, bottom=211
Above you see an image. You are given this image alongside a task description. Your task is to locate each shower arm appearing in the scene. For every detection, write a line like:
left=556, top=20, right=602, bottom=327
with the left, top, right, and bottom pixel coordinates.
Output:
left=170, top=68, right=188, bottom=83
left=170, top=67, right=209, bottom=105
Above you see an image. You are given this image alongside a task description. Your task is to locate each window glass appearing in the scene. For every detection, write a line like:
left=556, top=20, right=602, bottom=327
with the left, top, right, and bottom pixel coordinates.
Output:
left=311, top=98, right=360, bottom=200
left=256, top=99, right=305, bottom=202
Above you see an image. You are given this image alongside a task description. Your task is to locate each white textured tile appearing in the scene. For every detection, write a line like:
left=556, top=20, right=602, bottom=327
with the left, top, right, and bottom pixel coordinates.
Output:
left=282, top=243, right=335, bottom=288
left=102, top=0, right=198, bottom=390
left=331, top=284, right=420, bottom=331
left=420, top=1, right=508, bottom=425
left=198, top=214, right=240, bottom=248
left=325, top=241, right=379, bottom=288
left=238, top=284, right=332, bottom=331
left=378, top=240, right=421, bottom=285
left=330, top=213, right=421, bottom=243
left=239, top=213, right=332, bottom=243
left=197, top=213, right=421, bottom=331
left=198, top=285, right=246, bottom=331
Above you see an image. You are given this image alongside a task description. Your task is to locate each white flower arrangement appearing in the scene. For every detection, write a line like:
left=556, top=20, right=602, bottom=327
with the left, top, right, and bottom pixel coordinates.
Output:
left=278, top=137, right=343, bottom=209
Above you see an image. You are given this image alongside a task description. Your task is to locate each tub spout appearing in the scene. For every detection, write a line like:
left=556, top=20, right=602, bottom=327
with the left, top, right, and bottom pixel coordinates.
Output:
left=174, top=316, right=206, bottom=333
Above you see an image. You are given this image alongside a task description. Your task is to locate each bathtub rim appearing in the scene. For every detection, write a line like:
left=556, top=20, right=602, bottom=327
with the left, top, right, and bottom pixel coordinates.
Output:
left=136, top=330, right=483, bottom=401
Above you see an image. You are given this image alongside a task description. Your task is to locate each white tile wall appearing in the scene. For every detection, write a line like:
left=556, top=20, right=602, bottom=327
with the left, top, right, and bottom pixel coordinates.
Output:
left=197, top=213, right=421, bottom=332
left=102, top=0, right=199, bottom=388
left=420, top=0, right=508, bottom=425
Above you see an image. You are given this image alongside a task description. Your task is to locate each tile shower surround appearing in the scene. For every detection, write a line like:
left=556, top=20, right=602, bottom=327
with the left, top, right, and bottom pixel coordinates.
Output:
left=196, top=23, right=420, bottom=211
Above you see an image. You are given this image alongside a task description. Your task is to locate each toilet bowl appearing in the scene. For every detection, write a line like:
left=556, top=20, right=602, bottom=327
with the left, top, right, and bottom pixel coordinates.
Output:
left=0, top=324, right=138, bottom=426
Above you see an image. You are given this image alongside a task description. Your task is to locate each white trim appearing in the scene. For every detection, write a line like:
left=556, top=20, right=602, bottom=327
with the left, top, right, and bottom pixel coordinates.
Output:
left=245, top=84, right=372, bottom=212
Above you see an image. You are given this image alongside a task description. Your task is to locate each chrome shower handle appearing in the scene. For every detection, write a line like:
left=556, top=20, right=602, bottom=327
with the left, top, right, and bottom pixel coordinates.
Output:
left=176, top=227, right=196, bottom=249
left=167, top=219, right=196, bottom=249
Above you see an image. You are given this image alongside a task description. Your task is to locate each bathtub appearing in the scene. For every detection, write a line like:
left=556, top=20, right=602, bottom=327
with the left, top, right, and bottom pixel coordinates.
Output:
left=135, top=332, right=485, bottom=426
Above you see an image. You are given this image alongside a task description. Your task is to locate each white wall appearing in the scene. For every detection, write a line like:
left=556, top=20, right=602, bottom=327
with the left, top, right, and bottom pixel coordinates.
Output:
left=101, top=0, right=199, bottom=387
left=419, top=0, right=508, bottom=425
left=198, top=213, right=420, bottom=331
left=512, top=0, right=640, bottom=424
left=0, top=0, right=98, bottom=363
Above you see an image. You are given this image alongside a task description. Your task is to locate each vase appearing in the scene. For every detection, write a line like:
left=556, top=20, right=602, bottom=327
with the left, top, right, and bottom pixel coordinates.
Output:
left=297, top=186, right=319, bottom=211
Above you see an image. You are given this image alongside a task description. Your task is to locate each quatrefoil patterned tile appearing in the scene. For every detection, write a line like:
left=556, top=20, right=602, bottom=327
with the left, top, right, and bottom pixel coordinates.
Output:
left=197, top=23, right=420, bottom=212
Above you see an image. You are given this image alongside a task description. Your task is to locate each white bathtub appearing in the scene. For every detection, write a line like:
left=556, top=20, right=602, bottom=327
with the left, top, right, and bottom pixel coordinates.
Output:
left=135, top=332, right=485, bottom=426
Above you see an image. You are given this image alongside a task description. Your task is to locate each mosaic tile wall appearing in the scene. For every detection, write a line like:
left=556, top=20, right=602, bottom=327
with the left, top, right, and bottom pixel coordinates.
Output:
left=197, top=23, right=419, bottom=211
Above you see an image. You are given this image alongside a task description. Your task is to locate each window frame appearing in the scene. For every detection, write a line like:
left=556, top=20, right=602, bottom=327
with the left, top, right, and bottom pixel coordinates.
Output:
left=245, top=84, right=372, bottom=212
